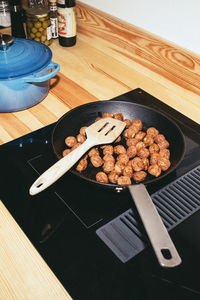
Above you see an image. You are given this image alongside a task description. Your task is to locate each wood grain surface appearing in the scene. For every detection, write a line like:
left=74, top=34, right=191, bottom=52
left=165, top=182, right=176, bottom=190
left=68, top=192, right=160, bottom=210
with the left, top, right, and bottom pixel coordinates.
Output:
left=0, top=1, right=200, bottom=146
left=0, top=2, right=200, bottom=298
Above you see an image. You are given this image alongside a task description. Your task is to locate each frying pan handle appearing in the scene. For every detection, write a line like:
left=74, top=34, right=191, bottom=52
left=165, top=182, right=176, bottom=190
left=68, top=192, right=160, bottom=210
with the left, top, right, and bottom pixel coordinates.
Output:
left=128, top=184, right=182, bottom=268
left=29, top=139, right=94, bottom=196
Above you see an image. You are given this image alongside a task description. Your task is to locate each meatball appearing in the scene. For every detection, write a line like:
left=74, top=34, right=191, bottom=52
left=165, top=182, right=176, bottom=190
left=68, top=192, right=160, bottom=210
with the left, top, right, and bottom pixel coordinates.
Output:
left=77, top=134, right=86, bottom=144
left=124, top=119, right=132, bottom=128
left=62, top=148, right=71, bottom=157
left=117, top=176, right=132, bottom=185
left=131, top=119, right=143, bottom=131
left=126, top=138, right=139, bottom=147
left=123, top=165, right=133, bottom=178
left=108, top=171, right=119, bottom=184
left=150, top=153, right=160, bottom=165
left=158, top=157, right=171, bottom=171
left=114, top=161, right=125, bottom=174
left=135, top=131, right=146, bottom=141
left=154, top=134, right=166, bottom=144
left=141, top=157, right=149, bottom=170
left=102, top=145, right=114, bottom=155
left=89, top=148, right=98, bottom=159
left=80, top=126, right=87, bottom=136
left=137, top=147, right=150, bottom=159
left=90, top=154, right=103, bottom=168
left=133, top=171, right=147, bottom=182
left=126, top=125, right=139, bottom=138
left=146, top=127, right=159, bottom=138
left=88, top=147, right=99, bottom=157
left=102, top=112, right=113, bottom=118
left=65, top=136, right=77, bottom=148
left=126, top=145, right=137, bottom=158
left=103, top=154, right=115, bottom=163
left=149, top=143, right=160, bottom=154
left=136, top=141, right=146, bottom=152
left=159, top=148, right=170, bottom=160
left=148, top=164, right=162, bottom=177
left=127, top=160, right=133, bottom=167
left=143, top=135, right=154, bottom=146
left=103, top=160, right=115, bottom=174
left=131, top=157, right=144, bottom=172
left=76, top=159, right=87, bottom=172
left=117, top=153, right=129, bottom=165
left=113, top=113, right=124, bottom=121
left=114, top=145, right=126, bottom=155
left=158, top=139, right=170, bottom=150
left=96, top=172, right=109, bottom=183
left=123, top=129, right=129, bottom=139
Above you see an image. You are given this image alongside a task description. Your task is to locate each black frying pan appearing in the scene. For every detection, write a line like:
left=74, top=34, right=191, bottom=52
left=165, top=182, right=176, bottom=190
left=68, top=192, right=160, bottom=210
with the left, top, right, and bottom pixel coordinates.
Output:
left=52, top=101, right=185, bottom=187
left=31, top=100, right=186, bottom=267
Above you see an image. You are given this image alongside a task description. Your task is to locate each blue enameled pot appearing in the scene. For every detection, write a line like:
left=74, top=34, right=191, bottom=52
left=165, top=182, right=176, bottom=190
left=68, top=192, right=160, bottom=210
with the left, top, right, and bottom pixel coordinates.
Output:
left=0, top=34, right=60, bottom=112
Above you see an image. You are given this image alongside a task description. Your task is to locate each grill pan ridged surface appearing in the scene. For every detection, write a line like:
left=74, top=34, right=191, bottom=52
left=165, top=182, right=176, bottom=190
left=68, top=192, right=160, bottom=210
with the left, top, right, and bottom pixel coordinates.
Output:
left=96, top=165, right=200, bottom=262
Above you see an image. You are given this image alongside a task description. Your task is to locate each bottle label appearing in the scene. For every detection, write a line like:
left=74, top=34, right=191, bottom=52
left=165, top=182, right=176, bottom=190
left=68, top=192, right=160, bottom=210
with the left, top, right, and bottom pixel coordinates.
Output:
left=57, top=7, right=76, bottom=38
left=47, top=26, right=52, bottom=40
left=50, top=6, right=57, bottom=12
left=50, top=17, right=58, bottom=38
left=0, top=11, right=11, bottom=27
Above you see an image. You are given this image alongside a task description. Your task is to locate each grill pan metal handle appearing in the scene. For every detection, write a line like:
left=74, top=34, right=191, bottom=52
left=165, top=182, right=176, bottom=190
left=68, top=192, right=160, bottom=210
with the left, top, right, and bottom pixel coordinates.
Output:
left=129, top=184, right=182, bottom=268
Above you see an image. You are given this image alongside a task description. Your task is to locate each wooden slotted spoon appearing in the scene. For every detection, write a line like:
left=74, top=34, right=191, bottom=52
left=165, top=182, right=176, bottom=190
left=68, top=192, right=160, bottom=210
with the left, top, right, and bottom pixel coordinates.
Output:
left=29, top=117, right=126, bottom=195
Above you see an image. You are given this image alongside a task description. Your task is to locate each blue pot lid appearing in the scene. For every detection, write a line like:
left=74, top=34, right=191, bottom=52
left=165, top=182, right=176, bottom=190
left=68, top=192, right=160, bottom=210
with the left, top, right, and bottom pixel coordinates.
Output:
left=0, top=36, right=52, bottom=80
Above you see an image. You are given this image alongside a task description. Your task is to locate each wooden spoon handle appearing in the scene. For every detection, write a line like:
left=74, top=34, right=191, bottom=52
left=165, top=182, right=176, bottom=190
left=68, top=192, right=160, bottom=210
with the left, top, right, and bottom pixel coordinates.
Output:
left=29, top=139, right=93, bottom=196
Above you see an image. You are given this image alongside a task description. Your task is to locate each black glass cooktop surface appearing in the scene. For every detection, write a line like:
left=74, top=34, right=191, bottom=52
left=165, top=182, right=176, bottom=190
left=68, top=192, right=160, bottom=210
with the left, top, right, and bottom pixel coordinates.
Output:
left=0, top=88, right=200, bottom=300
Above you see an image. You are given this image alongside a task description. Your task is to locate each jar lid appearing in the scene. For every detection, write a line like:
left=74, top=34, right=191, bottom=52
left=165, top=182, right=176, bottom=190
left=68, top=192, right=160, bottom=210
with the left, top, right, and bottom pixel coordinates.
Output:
left=0, top=36, right=52, bottom=80
left=26, top=7, right=49, bottom=18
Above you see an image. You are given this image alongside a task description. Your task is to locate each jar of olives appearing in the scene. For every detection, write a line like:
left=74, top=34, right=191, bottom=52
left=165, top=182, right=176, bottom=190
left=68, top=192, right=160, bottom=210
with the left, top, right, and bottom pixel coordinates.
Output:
left=26, top=7, right=52, bottom=46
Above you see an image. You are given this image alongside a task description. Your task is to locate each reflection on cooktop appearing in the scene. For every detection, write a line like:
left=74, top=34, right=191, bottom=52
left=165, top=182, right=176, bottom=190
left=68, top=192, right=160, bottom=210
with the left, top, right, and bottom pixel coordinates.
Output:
left=28, top=151, right=132, bottom=228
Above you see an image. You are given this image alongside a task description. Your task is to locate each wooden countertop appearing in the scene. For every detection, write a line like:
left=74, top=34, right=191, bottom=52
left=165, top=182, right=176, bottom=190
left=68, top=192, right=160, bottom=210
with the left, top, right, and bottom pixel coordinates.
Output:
left=0, top=1, right=200, bottom=298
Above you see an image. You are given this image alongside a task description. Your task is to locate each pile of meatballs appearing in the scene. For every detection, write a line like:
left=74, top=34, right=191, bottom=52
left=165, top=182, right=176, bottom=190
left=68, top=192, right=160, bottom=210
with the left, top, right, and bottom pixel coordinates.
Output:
left=62, top=112, right=171, bottom=185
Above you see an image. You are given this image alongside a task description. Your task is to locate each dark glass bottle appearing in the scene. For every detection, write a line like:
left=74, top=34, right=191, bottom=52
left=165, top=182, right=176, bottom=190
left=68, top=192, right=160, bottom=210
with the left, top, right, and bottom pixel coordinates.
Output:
left=9, top=0, right=26, bottom=38
left=57, top=0, right=76, bottom=47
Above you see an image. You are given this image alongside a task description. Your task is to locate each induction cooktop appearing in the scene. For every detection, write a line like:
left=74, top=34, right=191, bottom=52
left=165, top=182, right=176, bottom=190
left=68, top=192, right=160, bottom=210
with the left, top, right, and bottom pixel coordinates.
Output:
left=0, top=88, right=200, bottom=300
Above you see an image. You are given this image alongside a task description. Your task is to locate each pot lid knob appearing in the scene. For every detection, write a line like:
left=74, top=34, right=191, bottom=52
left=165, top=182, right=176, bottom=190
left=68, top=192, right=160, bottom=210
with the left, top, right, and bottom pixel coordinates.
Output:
left=0, top=34, right=13, bottom=51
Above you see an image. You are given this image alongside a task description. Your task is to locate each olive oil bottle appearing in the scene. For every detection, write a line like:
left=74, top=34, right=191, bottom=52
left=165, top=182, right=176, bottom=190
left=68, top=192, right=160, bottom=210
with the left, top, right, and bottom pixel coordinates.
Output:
left=57, top=0, right=76, bottom=47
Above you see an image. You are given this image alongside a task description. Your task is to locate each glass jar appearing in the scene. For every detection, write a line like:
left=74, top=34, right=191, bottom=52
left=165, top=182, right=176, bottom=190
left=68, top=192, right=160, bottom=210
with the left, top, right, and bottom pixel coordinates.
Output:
left=26, top=7, right=52, bottom=46
left=0, top=0, right=11, bottom=28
